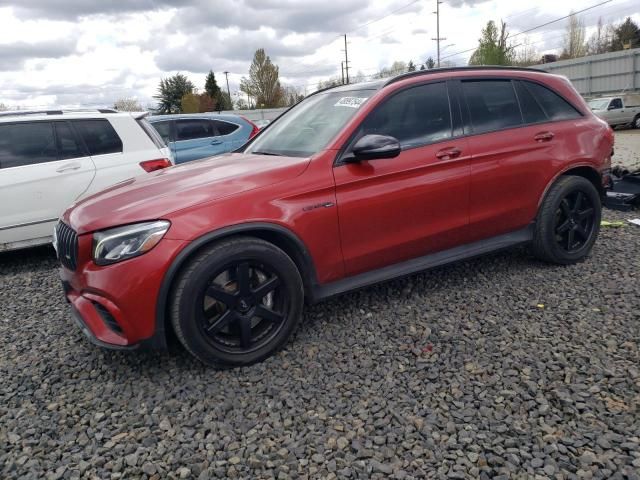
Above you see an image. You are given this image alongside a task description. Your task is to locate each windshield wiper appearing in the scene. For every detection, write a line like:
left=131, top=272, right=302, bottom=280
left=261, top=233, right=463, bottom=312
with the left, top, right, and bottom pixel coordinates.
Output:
left=251, top=150, right=282, bottom=156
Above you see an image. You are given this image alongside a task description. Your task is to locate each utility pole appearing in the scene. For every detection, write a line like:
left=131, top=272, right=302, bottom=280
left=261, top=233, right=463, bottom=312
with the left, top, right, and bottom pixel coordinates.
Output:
left=343, top=34, right=350, bottom=84
left=223, top=71, right=232, bottom=110
left=432, top=0, right=446, bottom=67
left=341, top=61, right=345, bottom=85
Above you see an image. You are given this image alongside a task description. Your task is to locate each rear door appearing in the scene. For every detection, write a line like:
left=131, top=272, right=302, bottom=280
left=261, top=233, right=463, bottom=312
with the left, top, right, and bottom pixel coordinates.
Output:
left=334, top=81, right=470, bottom=275
left=461, top=78, right=584, bottom=242
left=0, top=121, right=95, bottom=248
left=212, top=119, right=243, bottom=149
left=174, top=119, right=223, bottom=163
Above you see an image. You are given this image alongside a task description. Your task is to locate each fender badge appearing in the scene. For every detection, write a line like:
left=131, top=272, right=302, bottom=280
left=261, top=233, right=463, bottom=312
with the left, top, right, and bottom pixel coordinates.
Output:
left=303, top=202, right=335, bottom=212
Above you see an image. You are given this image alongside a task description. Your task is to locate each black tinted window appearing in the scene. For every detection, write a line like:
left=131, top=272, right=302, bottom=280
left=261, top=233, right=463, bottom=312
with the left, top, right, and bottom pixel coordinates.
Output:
left=74, top=120, right=123, bottom=155
left=137, top=118, right=166, bottom=148
left=0, top=122, right=57, bottom=168
left=609, top=98, right=622, bottom=109
left=214, top=120, right=239, bottom=135
left=361, top=82, right=452, bottom=148
left=524, top=81, right=582, bottom=120
left=152, top=121, right=172, bottom=143
left=176, top=119, right=214, bottom=140
left=462, top=80, right=522, bottom=133
left=55, top=122, right=84, bottom=159
left=514, top=81, right=547, bottom=124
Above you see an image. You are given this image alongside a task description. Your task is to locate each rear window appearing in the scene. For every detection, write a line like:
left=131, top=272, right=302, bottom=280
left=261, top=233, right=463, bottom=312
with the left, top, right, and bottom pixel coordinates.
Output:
left=213, top=120, right=239, bottom=136
left=514, top=81, right=547, bottom=124
left=523, top=81, right=581, bottom=121
left=73, top=119, right=123, bottom=155
left=0, top=122, right=58, bottom=168
left=152, top=121, right=172, bottom=143
left=137, top=118, right=166, bottom=148
left=462, top=80, right=523, bottom=134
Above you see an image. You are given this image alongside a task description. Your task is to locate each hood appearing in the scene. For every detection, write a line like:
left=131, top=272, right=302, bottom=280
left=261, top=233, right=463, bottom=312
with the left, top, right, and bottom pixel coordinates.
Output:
left=65, top=153, right=310, bottom=234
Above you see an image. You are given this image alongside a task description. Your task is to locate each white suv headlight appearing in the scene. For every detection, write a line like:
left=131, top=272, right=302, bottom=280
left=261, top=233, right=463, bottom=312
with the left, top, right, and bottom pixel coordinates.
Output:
left=93, top=221, right=170, bottom=265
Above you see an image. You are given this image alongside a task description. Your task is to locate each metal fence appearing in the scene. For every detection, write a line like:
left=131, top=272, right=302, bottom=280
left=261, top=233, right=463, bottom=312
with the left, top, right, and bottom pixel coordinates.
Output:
left=534, top=47, right=640, bottom=97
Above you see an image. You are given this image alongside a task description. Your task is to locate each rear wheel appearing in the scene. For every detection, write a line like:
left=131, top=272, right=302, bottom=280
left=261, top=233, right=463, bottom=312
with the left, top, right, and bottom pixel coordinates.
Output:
left=633, top=114, right=640, bottom=129
left=170, top=237, right=304, bottom=367
left=532, top=175, right=601, bottom=264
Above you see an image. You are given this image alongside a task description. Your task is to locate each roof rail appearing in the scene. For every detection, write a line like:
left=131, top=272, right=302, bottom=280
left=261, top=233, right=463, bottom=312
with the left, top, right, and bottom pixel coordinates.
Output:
left=0, top=108, right=119, bottom=118
left=384, top=65, right=547, bottom=86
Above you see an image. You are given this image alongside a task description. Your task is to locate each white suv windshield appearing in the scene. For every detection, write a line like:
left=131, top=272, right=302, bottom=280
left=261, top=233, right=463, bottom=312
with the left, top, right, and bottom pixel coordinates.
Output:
left=246, top=89, right=374, bottom=157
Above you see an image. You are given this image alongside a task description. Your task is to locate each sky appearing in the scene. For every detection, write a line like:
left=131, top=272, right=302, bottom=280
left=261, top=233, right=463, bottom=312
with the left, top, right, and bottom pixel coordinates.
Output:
left=0, top=0, right=638, bottom=109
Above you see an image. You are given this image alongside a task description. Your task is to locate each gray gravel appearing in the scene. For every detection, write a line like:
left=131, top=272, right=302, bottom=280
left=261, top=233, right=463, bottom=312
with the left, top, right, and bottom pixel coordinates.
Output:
left=1, top=209, right=639, bottom=479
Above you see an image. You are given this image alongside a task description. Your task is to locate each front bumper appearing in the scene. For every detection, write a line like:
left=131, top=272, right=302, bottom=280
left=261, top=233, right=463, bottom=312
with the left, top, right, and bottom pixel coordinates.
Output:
left=59, top=236, right=188, bottom=350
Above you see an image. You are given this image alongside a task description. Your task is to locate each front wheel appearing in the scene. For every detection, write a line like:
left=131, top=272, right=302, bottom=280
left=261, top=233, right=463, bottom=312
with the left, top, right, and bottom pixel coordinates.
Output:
left=532, top=175, right=601, bottom=265
left=170, top=237, right=304, bottom=367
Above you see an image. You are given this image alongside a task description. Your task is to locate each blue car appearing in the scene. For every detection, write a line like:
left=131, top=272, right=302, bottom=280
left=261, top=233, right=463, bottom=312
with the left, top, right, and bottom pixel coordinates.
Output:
left=148, top=113, right=259, bottom=164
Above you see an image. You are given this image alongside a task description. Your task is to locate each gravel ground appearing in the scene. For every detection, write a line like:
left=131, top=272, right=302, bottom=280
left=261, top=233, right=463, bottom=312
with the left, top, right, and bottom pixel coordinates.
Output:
left=1, top=210, right=639, bottom=480
left=613, top=130, right=640, bottom=171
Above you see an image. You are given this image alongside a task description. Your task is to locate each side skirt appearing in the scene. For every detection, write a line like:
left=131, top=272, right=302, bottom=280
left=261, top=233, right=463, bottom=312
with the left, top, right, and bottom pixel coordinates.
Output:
left=310, top=225, right=534, bottom=303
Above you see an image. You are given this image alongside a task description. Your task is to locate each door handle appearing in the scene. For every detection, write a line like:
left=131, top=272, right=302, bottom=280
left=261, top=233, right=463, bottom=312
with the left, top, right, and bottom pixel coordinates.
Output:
left=435, top=148, right=461, bottom=160
left=211, top=139, right=223, bottom=145
left=56, top=163, right=81, bottom=173
left=534, top=132, right=554, bottom=142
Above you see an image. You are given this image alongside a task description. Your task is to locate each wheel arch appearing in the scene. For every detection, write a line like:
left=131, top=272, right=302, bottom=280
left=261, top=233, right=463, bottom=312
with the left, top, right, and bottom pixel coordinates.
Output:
left=152, top=222, right=319, bottom=348
left=538, top=164, right=604, bottom=210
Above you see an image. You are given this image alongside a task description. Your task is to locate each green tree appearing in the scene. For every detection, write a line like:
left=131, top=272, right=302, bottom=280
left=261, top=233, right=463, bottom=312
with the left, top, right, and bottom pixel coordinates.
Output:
left=154, top=73, right=194, bottom=114
left=204, top=71, right=221, bottom=98
left=611, top=17, right=640, bottom=51
left=240, top=49, right=284, bottom=108
left=181, top=93, right=199, bottom=113
left=425, top=57, right=436, bottom=69
left=469, top=20, right=514, bottom=66
left=407, top=60, right=416, bottom=72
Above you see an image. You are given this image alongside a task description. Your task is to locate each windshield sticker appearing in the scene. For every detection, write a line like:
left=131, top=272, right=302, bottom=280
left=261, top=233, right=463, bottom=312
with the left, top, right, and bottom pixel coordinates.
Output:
left=334, top=97, right=368, bottom=108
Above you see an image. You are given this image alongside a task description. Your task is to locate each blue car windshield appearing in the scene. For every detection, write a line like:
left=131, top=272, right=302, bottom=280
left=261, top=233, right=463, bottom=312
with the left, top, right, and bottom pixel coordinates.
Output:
left=246, top=89, right=374, bottom=157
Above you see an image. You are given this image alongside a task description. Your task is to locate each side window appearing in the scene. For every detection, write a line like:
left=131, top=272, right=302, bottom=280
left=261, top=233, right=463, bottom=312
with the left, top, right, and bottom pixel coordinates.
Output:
left=514, top=81, right=547, bottom=124
left=609, top=98, right=623, bottom=110
left=55, top=122, right=84, bottom=160
left=524, top=81, right=582, bottom=120
left=462, top=80, right=522, bottom=134
left=0, top=122, right=57, bottom=169
left=176, top=119, right=215, bottom=141
left=361, top=82, right=452, bottom=148
left=73, top=120, right=123, bottom=155
left=152, top=121, right=172, bottom=144
left=213, top=120, right=239, bottom=136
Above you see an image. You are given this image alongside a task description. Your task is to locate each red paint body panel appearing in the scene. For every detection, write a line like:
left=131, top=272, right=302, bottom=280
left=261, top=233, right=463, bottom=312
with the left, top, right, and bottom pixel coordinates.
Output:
left=59, top=69, right=613, bottom=349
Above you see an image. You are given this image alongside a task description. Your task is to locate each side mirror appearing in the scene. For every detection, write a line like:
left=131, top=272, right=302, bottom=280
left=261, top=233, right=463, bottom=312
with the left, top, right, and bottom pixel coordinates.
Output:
left=348, top=134, right=401, bottom=162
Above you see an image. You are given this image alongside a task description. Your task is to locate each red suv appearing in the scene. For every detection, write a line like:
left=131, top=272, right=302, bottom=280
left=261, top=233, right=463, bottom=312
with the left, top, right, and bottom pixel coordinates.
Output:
left=57, top=67, right=613, bottom=367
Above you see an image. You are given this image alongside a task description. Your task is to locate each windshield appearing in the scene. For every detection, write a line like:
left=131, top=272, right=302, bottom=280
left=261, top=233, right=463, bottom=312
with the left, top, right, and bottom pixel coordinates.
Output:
left=588, top=99, right=610, bottom=111
left=246, top=89, right=374, bottom=157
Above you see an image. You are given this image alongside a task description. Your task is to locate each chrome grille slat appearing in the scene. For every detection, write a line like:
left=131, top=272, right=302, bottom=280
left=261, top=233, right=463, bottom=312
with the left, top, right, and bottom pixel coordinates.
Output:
left=56, top=222, right=78, bottom=271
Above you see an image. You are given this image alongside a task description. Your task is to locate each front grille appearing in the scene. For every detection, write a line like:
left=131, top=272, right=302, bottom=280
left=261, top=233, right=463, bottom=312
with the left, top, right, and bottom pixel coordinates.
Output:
left=56, top=222, right=79, bottom=271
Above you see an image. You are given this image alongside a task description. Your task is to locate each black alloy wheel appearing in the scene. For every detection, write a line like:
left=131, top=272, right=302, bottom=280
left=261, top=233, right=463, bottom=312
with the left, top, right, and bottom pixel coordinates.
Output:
left=554, top=190, right=596, bottom=253
left=200, top=261, right=286, bottom=353
left=532, top=175, right=601, bottom=265
left=170, top=237, right=304, bottom=367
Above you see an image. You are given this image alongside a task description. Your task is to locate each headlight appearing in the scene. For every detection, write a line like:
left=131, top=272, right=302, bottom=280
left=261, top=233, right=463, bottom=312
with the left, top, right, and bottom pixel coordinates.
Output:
left=93, top=221, right=170, bottom=265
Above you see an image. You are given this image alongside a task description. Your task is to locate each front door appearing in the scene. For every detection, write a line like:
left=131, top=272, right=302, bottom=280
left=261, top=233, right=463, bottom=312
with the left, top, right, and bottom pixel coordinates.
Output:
left=174, top=118, right=227, bottom=163
left=0, top=121, right=95, bottom=248
left=333, top=81, right=470, bottom=276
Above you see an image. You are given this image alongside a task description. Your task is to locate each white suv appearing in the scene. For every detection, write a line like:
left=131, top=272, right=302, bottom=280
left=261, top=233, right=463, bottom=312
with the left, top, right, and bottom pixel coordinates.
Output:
left=0, top=109, right=173, bottom=252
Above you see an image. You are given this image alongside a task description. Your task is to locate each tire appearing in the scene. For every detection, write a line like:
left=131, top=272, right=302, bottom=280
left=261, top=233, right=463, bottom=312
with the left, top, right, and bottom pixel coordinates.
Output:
left=532, top=175, right=601, bottom=265
left=633, top=114, right=640, bottom=129
left=170, top=236, right=304, bottom=367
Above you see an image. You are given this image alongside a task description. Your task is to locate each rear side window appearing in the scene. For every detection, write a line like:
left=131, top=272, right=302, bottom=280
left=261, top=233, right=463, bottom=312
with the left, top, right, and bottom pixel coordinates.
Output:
left=361, top=82, right=452, bottom=148
left=213, top=120, right=239, bottom=136
left=152, top=121, right=172, bottom=143
left=462, top=80, right=522, bottom=134
left=0, top=122, right=57, bottom=168
left=137, top=118, right=166, bottom=148
left=73, top=119, right=123, bottom=155
left=523, top=81, right=582, bottom=121
left=54, top=122, right=84, bottom=160
left=514, top=81, right=547, bottom=124
left=176, top=119, right=215, bottom=141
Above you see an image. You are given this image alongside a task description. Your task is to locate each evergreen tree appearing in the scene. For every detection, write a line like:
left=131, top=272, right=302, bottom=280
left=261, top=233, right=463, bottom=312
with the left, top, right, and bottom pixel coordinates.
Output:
left=425, top=57, right=436, bottom=69
left=407, top=60, right=416, bottom=72
left=154, top=73, right=194, bottom=114
left=611, top=17, right=640, bottom=51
